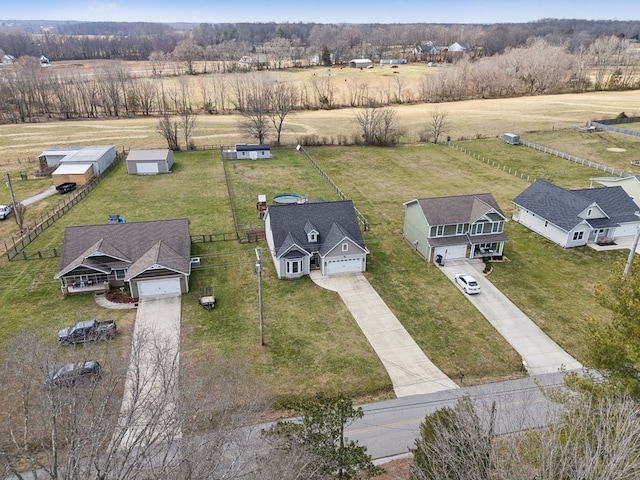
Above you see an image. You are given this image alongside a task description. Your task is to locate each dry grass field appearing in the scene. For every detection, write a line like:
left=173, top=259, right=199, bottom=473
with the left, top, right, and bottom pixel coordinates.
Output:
left=0, top=59, right=638, bottom=172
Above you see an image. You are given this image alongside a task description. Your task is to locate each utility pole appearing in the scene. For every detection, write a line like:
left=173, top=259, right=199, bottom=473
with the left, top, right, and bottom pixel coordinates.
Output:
left=6, top=173, right=22, bottom=231
left=623, top=226, right=640, bottom=279
left=255, top=247, right=265, bottom=346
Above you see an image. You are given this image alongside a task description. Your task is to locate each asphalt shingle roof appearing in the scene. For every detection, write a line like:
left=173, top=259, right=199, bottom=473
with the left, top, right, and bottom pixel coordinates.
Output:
left=266, top=200, right=367, bottom=257
left=56, top=219, right=191, bottom=278
left=415, top=193, right=505, bottom=225
left=513, top=179, right=639, bottom=231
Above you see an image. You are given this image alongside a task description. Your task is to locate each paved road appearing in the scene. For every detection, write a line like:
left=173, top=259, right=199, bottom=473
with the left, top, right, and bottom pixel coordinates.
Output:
left=311, top=271, right=458, bottom=397
left=347, top=370, right=576, bottom=461
left=440, top=259, right=582, bottom=375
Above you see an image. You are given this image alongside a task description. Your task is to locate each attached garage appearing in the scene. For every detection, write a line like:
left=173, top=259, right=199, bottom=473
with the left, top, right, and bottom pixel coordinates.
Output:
left=433, top=244, right=467, bottom=261
left=325, top=257, right=365, bottom=275
left=136, top=277, right=182, bottom=297
left=127, top=149, right=174, bottom=175
left=52, top=162, right=95, bottom=186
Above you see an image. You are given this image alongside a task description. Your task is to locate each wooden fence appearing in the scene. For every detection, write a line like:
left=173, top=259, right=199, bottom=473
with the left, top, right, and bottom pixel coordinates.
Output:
left=297, top=145, right=370, bottom=231
left=191, top=232, right=238, bottom=243
left=3, top=155, right=124, bottom=260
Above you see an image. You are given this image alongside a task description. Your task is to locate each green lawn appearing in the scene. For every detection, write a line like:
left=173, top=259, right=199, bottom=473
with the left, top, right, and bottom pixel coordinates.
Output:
left=0, top=132, right=627, bottom=404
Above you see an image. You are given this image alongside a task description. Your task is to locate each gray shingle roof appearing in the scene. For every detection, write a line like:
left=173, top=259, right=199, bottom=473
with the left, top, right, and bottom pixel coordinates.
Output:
left=513, top=179, right=639, bottom=231
left=266, top=200, right=367, bottom=257
left=573, top=186, right=640, bottom=227
left=414, top=193, right=506, bottom=225
left=56, top=219, right=191, bottom=278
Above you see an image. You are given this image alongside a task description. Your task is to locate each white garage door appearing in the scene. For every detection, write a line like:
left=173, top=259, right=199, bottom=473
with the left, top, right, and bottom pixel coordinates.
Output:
left=326, top=257, right=363, bottom=275
left=136, top=162, right=160, bottom=174
left=137, top=278, right=181, bottom=297
left=434, top=244, right=467, bottom=261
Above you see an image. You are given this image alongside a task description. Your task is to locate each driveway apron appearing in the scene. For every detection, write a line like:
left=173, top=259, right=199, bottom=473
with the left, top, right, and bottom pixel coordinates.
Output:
left=440, top=260, right=582, bottom=375
left=116, top=294, right=182, bottom=448
left=310, top=271, right=458, bottom=397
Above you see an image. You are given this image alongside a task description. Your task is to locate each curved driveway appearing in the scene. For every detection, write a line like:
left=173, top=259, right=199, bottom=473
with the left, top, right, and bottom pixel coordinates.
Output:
left=310, top=271, right=458, bottom=397
left=441, top=259, right=582, bottom=375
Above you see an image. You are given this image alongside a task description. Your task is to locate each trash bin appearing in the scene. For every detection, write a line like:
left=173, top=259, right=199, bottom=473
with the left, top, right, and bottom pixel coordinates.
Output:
left=435, top=254, right=443, bottom=266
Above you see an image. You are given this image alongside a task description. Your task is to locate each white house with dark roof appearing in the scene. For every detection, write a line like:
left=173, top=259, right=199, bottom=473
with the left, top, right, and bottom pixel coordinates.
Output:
left=512, top=179, right=640, bottom=247
left=264, top=200, right=369, bottom=279
left=591, top=175, right=640, bottom=209
left=403, top=193, right=508, bottom=263
left=55, top=219, right=191, bottom=298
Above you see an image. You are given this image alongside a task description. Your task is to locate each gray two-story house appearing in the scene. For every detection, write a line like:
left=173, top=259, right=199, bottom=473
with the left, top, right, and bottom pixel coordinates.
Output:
left=403, top=193, right=508, bottom=263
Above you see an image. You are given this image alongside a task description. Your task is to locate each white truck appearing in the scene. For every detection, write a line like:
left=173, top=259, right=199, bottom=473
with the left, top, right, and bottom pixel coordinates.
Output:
left=0, top=204, right=12, bottom=220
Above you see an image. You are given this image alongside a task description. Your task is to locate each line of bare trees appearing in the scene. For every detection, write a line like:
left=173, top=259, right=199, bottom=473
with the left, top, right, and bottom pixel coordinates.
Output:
left=0, top=331, right=329, bottom=480
left=0, top=35, right=637, bottom=129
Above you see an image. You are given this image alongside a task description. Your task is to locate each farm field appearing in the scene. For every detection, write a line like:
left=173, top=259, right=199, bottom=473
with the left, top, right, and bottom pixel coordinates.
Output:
left=0, top=86, right=638, bottom=173
left=0, top=133, right=627, bottom=406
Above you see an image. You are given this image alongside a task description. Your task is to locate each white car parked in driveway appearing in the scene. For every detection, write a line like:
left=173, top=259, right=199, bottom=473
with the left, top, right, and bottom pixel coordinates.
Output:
left=454, top=274, right=481, bottom=294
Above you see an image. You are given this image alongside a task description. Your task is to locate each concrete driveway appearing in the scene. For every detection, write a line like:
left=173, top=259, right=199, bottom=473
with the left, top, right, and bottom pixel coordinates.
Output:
left=310, top=271, right=458, bottom=397
left=440, top=259, right=582, bottom=375
left=116, top=294, right=182, bottom=448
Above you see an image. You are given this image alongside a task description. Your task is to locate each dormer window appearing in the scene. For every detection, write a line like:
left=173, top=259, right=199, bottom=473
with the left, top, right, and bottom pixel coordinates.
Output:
left=342, top=243, right=348, bottom=252
left=304, top=221, right=318, bottom=243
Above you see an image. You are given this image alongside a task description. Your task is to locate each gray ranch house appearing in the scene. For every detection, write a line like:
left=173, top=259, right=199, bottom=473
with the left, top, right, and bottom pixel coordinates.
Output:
left=513, top=179, right=640, bottom=248
left=403, top=193, right=508, bottom=263
left=264, top=200, right=369, bottom=279
left=55, top=219, right=192, bottom=298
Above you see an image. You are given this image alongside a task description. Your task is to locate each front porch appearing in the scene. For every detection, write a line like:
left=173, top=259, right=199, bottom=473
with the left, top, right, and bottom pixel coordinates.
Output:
left=60, top=273, right=111, bottom=295
left=471, top=242, right=504, bottom=259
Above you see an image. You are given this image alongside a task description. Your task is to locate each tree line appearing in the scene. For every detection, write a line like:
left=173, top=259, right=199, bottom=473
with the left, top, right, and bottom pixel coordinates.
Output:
left=1, top=19, right=640, bottom=62
left=0, top=34, right=637, bottom=134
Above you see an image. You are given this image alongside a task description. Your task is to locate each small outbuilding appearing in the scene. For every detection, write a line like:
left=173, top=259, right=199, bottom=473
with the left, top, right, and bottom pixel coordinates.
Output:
left=40, top=145, right=116, bottom=176
left=52, top=162, right=95, bottom=186
left=349, top=58, right=373, bottom=69
left=222, top=143, right=272, bottom=160
left=126, top=149, right=175, bottom=175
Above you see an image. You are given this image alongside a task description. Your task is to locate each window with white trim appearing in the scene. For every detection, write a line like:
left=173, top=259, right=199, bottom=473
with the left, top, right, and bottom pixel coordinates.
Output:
left=472, top=223, right=484, bottom=235
left=491, top=222, right=502, bottom=233
left=286, top=259, right=302, bottom=274
left=115, top=269, right=126, bottom=280
left=572, top=231, right=584, bottom=241
left=342, top=243, right=348, bottom=252
left=436, top=225, right=444, bottom=236
left=456, top=224, right=464, bottom=234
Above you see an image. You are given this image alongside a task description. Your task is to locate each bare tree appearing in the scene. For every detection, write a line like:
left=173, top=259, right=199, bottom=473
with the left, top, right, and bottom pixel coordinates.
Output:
left=172, top=38, right=203, bottom=75
left=238, top=76, right=271, bottom=144
left=0, top=331, right=274, bottom=480
left=354, top=105, right=401, bottom=146
left=181, top=110, right=198, bottom=150
left=157, top=114, right=180, bottom=150
left=148, top=50, right=168, bottom=77
left=269, top=79, right=298, bottom=145
left=422, top=107, right=448, bottom=144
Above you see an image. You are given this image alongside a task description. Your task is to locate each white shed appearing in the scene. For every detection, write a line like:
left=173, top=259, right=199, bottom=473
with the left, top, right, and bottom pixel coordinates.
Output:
left=126, top=149, right=175, bottom=175
left=235, top=144, right=272, bottom=160
left=349, top=58, right=373, bottom=68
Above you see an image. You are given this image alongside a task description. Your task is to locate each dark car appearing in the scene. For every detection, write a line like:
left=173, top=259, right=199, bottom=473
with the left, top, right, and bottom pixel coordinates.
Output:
left=45, top=361, right=101, bottom=387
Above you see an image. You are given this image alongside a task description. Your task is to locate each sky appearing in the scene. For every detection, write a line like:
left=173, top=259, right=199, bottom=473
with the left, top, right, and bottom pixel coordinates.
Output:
left=4, top=0, right=640, bottom=24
